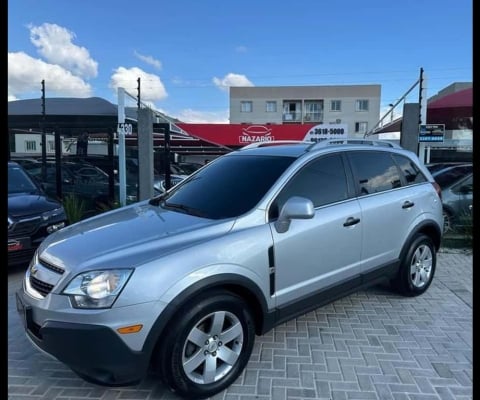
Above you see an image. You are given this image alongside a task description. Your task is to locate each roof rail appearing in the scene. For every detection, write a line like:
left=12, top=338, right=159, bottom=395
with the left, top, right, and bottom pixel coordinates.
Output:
left=306, top=138, right=401, bottom=151
left=239, top=140, right=311, bottom=150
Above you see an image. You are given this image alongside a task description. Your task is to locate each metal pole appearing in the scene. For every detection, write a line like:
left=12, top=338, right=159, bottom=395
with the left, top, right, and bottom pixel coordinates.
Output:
left=41, top=80, right=47, bottom=182
left=117, top=87, right=127, bottom=206
left=164, top=124, right=171, bottom=190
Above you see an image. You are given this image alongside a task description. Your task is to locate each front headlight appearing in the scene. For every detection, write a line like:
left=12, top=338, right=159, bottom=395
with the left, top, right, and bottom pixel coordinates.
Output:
left=63, top=269, right=133, bottom=309
left=42, top=207, right=66, bottom=221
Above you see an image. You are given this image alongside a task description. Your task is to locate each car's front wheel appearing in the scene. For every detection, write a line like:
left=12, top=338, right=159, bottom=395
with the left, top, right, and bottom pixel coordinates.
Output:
left=157, top=291, right=255, bottom=399
left=393, top=233, right=436, bottom=296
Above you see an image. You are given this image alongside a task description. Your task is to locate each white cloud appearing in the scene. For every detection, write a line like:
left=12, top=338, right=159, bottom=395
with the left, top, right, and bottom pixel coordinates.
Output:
left=109, top=66, right=167, bottom=102
left=134, top=51, right=162, bottom=70
left=29, top=23, right=98, bottom=79
left=172, top=108, right=229, bottom=123
left=235, top=45, right=248, bottom=53
left=8, top=52, right=93, bottom=99
left=213, top=73, right=254, bottom=92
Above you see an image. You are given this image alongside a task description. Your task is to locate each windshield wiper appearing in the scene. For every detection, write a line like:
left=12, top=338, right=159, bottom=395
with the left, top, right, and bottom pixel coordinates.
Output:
left=161, top=201, right=208, bottom=218
left=149, top=192, right=168, bottom=206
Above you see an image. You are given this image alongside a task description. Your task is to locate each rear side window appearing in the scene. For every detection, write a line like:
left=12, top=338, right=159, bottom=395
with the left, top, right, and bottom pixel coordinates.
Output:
left=392, top=154, right=427, bottom=185
left=348, top=151, right=402, bottom=195
left=271, top=154, right=348, bottom=217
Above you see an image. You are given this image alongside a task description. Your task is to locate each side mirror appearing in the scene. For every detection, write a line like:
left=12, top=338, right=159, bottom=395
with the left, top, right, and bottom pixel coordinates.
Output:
left=274, top=196, right=314, bottom=233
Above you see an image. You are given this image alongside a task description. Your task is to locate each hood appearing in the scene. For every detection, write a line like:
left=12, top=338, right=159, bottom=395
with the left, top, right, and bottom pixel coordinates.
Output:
left=8, top=193, right=63, bottom=218
left=39, top=201, right=235, bottom=273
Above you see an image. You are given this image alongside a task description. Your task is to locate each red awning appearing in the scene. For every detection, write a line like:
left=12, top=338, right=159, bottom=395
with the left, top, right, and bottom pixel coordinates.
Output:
left=428, top=87, right=472, bottom=109
left=427, top=87, right=472, bottom=130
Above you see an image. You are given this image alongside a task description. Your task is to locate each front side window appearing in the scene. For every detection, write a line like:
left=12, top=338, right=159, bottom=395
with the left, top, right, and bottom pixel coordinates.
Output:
left=266, top=101, right=277, bottom=112
left=270, top=154, right=348, bottom=218
left=356, top=99, right=369, bottom=111
left=330, top=100, right=341, bottom=111
left=348, top=151, right=402, bottom=195
left=240, top=101, right=253, bottom=113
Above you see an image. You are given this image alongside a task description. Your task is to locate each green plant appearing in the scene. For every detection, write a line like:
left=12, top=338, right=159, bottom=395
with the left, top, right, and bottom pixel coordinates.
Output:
left=62, top=194, right=86, bottom=224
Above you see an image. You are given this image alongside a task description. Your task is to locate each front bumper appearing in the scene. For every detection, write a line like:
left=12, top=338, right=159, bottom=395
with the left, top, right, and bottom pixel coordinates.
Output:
left=16, top=290, right=150, bottom=386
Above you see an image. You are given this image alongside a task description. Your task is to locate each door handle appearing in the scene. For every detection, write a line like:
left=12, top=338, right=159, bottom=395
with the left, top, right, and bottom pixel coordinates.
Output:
left=402, top=201, right=415, bottom=209
left=343, top=217, right=360, bottom=227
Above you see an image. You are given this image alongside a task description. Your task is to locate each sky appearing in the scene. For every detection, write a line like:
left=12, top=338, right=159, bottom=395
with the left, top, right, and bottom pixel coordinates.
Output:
left=8, top=0, right=472, bottom=123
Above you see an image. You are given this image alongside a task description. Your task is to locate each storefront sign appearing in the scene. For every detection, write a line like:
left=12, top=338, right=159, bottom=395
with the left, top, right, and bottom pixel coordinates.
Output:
left=303, top=124, right=348, bottom=142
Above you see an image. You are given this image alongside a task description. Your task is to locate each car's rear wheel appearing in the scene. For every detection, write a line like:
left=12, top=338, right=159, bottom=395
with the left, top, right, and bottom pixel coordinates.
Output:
left=393, top=233, right=436, bottom=296
left=156, top=291, right=255, bottom=399
left=443, top=209, right=453, bottom=234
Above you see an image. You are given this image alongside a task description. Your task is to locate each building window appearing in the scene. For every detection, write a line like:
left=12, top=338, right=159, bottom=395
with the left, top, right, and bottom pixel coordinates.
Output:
left=48, top=141, right=55, bottom=151
left=25, top=140, right=36, bottom=151
left=355, top=122, right=368, bottom=134
left=265, top=101, right=277, bottom=112
left=356, top=99, right=369, bottom=111
left=304, top=101, right=323, bottom=122
left=240, top=101, right=253, bottom=113
left=330, top=100, right=341, bottom=111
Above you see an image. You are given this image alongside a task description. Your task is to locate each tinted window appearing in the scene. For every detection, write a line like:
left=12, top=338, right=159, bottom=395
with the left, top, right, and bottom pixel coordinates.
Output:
left=348, top=151, right=402, bottom=195
left=452, top=175, right=473, bottom=194
left=162, top=155, right=295, bottom=219
left=392, top=154, right=427, bottom=185
left=272, top=154, right=348, bottom=216
left=433, top=165, right=473, bottom=189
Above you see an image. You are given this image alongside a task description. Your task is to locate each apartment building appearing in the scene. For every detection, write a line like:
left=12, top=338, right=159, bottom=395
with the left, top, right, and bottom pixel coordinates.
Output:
left=229, top=84, right=381, bottom=138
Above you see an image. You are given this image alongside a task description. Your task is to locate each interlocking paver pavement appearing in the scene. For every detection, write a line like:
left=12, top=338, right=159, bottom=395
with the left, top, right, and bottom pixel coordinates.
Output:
left=8, top=248, right=472, bottom=399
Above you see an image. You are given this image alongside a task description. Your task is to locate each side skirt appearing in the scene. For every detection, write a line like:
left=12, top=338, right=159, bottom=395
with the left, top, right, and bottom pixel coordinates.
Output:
left=261, top=260, right=400, bottom=334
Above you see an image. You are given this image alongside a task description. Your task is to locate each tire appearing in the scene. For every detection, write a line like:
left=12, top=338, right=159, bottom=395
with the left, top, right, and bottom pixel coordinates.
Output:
left=443, top=209, right=453, bottom=234
left=157, top=291, right=255, bottom=399
left=393, top=233, right=436, bottom=296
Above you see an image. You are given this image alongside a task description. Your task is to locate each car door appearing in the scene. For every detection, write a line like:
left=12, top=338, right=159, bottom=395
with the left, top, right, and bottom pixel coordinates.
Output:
left=346, top=150, right=431, bottom=273
left=269, top=153, right=363, bottom=307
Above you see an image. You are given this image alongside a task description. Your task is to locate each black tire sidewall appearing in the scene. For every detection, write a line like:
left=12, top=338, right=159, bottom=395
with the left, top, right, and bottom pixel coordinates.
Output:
left=160, top=291, right=255, bottom=399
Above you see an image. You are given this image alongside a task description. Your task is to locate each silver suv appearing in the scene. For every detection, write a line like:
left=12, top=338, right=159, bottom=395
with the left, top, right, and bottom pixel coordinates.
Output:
left=16, top=140, right=443, bottom=399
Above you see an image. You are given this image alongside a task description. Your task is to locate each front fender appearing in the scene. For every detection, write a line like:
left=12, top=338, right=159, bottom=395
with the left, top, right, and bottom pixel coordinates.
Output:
left=141, top=269, right=271, bottom=358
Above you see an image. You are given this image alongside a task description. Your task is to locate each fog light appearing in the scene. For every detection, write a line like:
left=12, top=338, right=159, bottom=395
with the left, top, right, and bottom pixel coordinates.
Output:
left=47, top=222, right=66, bottom=233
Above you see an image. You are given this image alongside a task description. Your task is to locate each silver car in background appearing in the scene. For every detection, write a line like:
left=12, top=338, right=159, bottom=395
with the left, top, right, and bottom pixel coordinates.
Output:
left=16, top=139, right=443, bottom=399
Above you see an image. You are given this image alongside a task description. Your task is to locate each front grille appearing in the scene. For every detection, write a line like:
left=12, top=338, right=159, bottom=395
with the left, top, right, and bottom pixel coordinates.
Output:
left=29, top=275, right=54, bottom=297
left=8, top=248, right=36, bottom=267
left=28, top=259, right=65, bottom=297
left=38, top=258, right=65, bottom=275
left=10, top=217, right=42, bottom=235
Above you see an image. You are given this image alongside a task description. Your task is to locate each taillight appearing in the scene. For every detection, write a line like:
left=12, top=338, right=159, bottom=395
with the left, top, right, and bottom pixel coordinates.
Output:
left=432, top=182, right=442, bottom=200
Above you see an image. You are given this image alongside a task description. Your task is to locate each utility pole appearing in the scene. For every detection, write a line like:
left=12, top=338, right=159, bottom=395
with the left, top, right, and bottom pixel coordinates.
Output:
left=137, top=77, right=141, bottom=109
left=417, top=67, right=429, bottom=163
left=41, top=80, right=47, bottom=182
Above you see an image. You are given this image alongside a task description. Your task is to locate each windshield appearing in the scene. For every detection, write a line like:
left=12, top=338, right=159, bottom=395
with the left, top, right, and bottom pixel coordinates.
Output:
left=8, top=164, right=41, bottom=195
left=157, top=154, right=295, bottom=219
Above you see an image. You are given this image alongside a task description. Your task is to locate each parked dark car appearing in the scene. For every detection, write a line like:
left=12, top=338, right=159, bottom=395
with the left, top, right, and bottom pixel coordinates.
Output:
left=25, top=160, right=138, bottom=211
left=8, top=161, right=67, bottom=267
left=426, top=162, right=473, bottom=233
